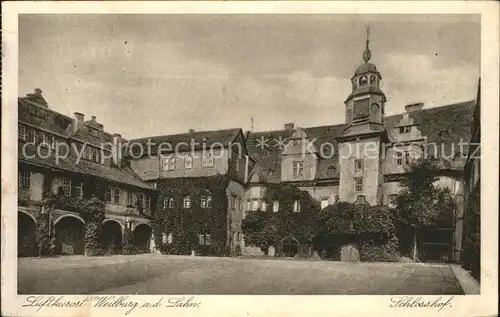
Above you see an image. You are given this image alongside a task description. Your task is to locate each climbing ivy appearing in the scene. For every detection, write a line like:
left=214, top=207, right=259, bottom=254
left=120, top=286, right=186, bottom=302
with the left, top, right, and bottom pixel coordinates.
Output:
left=462, top=189, right=480, bottom=281
left=153, top=174, right=230, bottom=256
left=243, top=185, right=320, bottom=257
left=38, top=193, right=105, bottom=256
left=81, top=197, right=105, bottom=256
left=35, top=194, right=57, bottom=257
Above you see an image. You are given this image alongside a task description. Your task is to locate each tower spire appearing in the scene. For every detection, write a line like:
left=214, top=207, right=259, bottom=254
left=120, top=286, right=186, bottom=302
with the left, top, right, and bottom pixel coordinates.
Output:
left=362, top=25, right=372, bottom=63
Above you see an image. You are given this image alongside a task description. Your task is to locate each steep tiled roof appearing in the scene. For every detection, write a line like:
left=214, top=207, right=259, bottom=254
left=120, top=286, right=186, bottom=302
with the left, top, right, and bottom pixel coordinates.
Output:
left=18, top=98, right=73, bottom=136
left=126, top=128, right=242, bottom=157
left=18, top=92, right=152, bottom=190
left=247, top=101, right=475, bottom=182
left=19, top=142, right=154, bottom=190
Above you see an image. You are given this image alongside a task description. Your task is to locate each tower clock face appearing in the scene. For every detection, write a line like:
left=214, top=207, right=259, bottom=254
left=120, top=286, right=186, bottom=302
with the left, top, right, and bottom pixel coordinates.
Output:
left=371, top=103, right=379, bottom=112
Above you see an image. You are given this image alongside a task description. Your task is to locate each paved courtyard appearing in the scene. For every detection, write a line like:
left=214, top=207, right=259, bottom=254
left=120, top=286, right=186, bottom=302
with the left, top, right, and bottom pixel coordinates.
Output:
left=18, top=254, right=465, bottom=295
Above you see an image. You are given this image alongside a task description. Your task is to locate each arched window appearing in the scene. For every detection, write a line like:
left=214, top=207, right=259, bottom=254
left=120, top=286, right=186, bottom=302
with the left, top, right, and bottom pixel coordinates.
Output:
left=370, top=75, right=377, bottom=84
left=183, top=196, right=191, bottom=209
left=359, top=76, right=368, bottom=86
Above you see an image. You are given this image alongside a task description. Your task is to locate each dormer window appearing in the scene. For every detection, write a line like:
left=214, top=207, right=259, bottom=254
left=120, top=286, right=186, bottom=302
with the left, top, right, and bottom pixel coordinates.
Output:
left=184, top=155, right=193, bottom=169
left=88, top=126, right=99, bottom=137
left=399, top=126, right=411, bottom=134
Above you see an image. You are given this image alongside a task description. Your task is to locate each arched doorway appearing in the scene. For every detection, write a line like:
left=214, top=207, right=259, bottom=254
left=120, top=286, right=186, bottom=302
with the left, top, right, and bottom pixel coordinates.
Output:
left=282, top=237, right=299, bottom=257
left=134, top=224, right=152, bottom=252
left=102, top=220, right=123, bottom=254
left=55, top=216, right=85, bottom=255
left=18, top=212, right=37, bottom=257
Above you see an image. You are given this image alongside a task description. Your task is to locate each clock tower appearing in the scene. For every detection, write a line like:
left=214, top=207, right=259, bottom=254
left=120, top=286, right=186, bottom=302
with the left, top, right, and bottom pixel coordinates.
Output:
left=336, top=27, right=388, bottom=205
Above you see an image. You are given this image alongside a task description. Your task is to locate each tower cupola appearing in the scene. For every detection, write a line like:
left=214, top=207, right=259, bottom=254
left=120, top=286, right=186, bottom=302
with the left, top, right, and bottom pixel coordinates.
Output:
left=344, top=26, right=386, bottom=131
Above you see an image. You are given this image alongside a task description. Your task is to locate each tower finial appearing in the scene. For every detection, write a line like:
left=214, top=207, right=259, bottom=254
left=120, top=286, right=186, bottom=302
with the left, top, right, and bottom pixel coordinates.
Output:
left=362, top=25, right=372, bottom=63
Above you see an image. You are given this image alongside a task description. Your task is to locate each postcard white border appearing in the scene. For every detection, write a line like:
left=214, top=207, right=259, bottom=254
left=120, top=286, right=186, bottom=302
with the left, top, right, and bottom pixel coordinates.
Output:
left=2, top=2, right=498, bottom=317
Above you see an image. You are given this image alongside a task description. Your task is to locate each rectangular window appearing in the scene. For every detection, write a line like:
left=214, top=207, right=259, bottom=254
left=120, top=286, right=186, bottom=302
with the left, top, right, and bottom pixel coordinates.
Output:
left=113, top=188, right=120, bottom=204
left=321, top=198, right=329, bottom=210
left=167, top=233, right=173, bottom=244
left=206, top=196, right=212, bottom=208
left=161, top=155, right=176, bottom=171
left=72, top=181, right=83, bottom=198
left=293, top=200, right=301, bottom=212
left=202, top=152, right=215, bottom=167
left=183, top=196, right=191, bottom=209
left=251, top=199, right=259, bottom=211
left=399, top=126, right=411, bottom=134
left=198, top=234, right=212, bottom=245
left=184, top=155, right=193, bottom=169
left=292, top=161, right=304, bottom=178
left=35, top=130, right=46, bottom=146
left=201, top=196, right=207, bottom=208
left=50, top=135, right=57, bottom=149
left=168, top=156, right=176, bottom=170
left=354, top=178, right=363, bottom=192
left=163, top=198, right=169, bottom=209
left=261, top=201, right=267, bottom=211
left=62, top=178, right=72, bottom=197
left=19, top=171, right=31, bottom=189
left=231, top=195, right=238, bottom=210
left=137, top=193, right=144, bottom=209
left=105, top=186, right=121, bottom=204
left=404, top=151, right=411, bottom=166
left=145, top=195, right=151, bottom=210
left=355, top=159, right=364, bottom=173
left=396, top=152, right=404, bottom=166
left=91, top=148, right=100, bottom=163
left=246, top=199, right=251, bottom=211
left=273, top=200, right=279, bottom=212
left=18, top=125, right=27, bottom=141
left=396, top=151, right=411, bottom=166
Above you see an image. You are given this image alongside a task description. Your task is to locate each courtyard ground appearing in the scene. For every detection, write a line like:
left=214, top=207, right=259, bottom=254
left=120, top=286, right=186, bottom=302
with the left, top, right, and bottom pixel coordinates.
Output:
left=18, top=254, right=474, bottom=295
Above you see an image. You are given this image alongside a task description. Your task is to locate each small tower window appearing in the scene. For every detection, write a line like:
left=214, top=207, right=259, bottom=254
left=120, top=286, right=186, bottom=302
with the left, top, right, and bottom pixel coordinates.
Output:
left=370, top=75, right=377, bottom=84
left=359, top=76, right=368, bottom=86
left=355, top=159, right=364, bottom=173
left=354, top=178, right=364, bottom=192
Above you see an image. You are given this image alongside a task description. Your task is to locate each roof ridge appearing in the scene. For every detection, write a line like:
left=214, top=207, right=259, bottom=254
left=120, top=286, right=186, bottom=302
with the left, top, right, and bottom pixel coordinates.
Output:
left=247, top=100, right=475, bottom=136
left=130, top=127, right=241, bottom=142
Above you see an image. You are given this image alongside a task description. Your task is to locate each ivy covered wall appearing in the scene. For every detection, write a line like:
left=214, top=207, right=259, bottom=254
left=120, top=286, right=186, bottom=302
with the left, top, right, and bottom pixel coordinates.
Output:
left=153, top=174, right=233, bottom=256
left=243, top=184, right=400, bottom=261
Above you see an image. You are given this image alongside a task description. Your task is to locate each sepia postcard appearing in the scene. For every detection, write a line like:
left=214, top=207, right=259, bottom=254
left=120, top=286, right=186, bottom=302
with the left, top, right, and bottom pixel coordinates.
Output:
left=2, top=1, right=499, bottom=317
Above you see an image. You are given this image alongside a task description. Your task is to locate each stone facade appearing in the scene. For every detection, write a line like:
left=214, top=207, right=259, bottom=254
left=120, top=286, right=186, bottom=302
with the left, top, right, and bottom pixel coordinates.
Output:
left=17, top=37, right=479, bottom=261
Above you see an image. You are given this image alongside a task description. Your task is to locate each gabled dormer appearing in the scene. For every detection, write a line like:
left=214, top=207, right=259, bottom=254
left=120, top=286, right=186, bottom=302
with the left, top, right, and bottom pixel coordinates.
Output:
left=281, top=127, right=317, bottom=182
left=391, top=104, right=426, bottom=143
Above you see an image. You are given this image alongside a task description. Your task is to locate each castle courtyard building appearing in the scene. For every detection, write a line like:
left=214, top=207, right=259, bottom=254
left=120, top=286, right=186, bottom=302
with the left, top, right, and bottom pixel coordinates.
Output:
left=17, top=38, right=478, bottom=262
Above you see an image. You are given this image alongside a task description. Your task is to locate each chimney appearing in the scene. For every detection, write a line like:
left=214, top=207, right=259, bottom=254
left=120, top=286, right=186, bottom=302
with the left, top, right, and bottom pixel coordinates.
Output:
left=73, top=112, right=84, bottom=133
left=405, top=102, right=424, bottom=113
left=112, top=133, right=123, bottom=168
left=284, top=122, right=294, bottom=131
left=189, top=129, right=195, bottom=134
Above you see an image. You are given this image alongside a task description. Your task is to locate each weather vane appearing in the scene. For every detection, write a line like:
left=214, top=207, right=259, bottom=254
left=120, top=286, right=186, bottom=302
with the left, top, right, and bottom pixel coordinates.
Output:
left=362, top=25, right=372, bottom=63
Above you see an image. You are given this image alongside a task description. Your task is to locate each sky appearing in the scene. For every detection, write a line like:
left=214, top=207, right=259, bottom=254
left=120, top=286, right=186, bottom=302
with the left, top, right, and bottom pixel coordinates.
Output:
left=19, top=14, right=480, bottom=139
